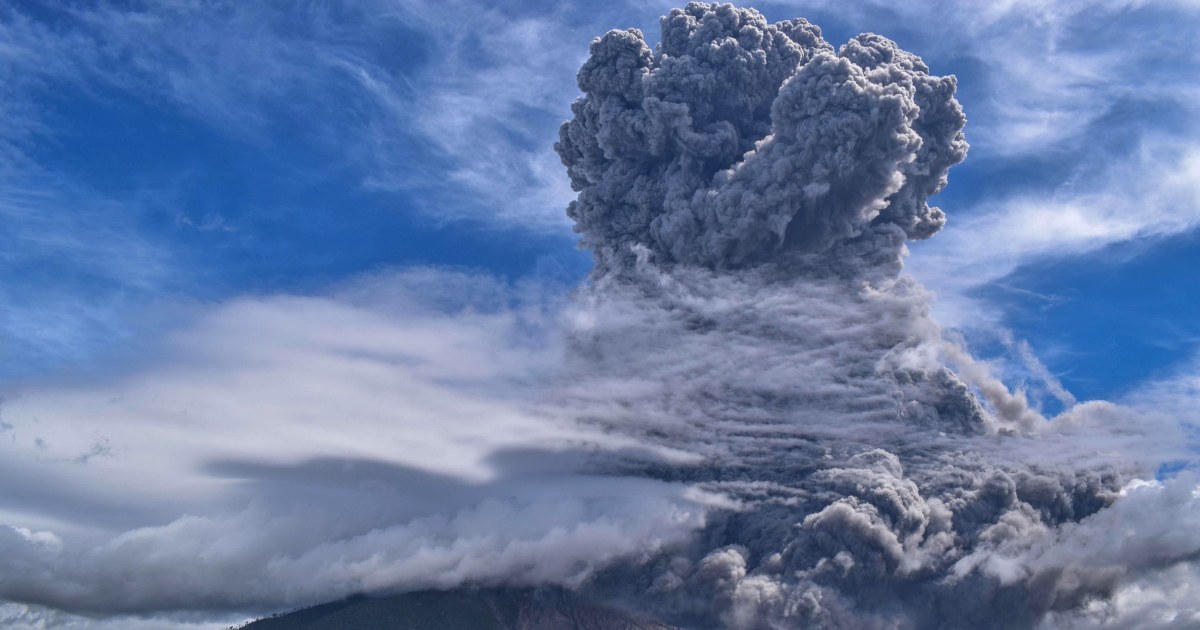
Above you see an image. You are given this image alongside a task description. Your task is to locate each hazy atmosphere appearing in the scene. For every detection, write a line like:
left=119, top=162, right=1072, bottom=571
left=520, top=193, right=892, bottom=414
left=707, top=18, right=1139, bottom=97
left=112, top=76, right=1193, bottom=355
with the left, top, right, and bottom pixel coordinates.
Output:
left=2, top=1, right=1199, bottom=628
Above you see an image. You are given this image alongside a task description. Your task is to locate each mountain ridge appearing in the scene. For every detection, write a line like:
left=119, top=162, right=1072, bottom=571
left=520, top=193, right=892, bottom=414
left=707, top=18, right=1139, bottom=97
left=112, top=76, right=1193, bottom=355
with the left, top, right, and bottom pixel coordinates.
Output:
left=237, top=587, right=682, bottom=630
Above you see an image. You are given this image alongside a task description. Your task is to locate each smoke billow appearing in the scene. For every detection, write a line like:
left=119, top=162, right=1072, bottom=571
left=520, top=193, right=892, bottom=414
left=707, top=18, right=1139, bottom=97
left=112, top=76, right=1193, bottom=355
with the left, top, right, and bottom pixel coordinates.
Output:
left=550, top=3, right=1198, bottom=628
left=0, top=3, right=1197, bottom=629
left=557, top=3, right=965, bottom=272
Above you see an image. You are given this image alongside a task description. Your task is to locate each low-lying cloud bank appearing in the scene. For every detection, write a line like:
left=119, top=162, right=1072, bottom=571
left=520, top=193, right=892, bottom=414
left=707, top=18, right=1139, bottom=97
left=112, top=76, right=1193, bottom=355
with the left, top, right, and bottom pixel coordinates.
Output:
left=0, top=269, right=719, bottom=622
left=1, top=3, right=1197, bottom=629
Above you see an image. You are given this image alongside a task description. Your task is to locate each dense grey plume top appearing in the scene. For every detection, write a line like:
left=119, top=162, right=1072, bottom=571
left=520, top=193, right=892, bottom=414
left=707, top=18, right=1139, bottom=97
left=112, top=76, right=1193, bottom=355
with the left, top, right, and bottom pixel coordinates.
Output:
left=556, top=2, right=967, bottom=271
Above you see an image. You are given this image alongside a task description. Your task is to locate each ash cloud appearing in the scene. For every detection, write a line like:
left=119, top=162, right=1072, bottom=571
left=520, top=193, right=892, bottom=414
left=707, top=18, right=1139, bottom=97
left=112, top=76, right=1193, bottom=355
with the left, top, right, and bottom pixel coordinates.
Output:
left=0, top=3, right=1197, bottom=629
left=551, top=4, right=1198, bottom=628
left=557, top=2, right=965, bottom=272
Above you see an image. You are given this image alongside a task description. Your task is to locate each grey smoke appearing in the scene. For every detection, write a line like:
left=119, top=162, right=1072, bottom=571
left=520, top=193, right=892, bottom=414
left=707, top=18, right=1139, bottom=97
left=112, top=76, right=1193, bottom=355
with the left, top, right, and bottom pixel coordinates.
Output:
left=0, top=3, right=1196, bottom=629
left=557, top=3, right=965, bottom=272
left=550, top=3, right=1197, bottom=628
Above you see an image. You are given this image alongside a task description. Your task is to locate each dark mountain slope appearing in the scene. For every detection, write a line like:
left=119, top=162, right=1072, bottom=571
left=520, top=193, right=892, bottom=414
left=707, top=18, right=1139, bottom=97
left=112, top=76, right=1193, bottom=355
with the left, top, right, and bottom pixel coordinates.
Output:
left=239, top=587, right=682, bottom=630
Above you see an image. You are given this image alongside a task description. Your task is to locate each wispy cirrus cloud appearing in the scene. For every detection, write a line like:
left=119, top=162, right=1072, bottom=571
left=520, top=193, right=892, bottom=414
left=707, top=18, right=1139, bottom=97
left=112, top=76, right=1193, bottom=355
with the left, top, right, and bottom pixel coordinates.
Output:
left=908, top=141, right=1200, bottom=328
left=0, top=174, right=176, bottom=377
left=1123, top=347, right=1200, bottom=425
left=360, top=0, right=593, bottom=228
left=0, top=0, right=606, bottom=374
left=0, top=0, right=627, bottom=233
left=0, top=2, right=421, bottom=176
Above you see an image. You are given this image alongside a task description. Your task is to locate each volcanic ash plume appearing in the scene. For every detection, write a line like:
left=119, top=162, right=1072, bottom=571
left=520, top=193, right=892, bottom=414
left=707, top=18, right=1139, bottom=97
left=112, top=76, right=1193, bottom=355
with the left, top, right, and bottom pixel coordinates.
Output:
left=1, top=4, right=1196, bottom=628
left=554, top=4, right=1198, bottom=628
left=557, top=3, right=965, bottom=273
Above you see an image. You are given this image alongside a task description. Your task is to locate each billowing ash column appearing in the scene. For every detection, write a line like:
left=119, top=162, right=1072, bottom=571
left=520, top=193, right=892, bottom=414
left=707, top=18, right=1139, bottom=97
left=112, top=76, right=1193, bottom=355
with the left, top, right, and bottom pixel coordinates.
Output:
left=551, top=5, right=1174, bottom=629
left=556, top=2, right=967, bottom=274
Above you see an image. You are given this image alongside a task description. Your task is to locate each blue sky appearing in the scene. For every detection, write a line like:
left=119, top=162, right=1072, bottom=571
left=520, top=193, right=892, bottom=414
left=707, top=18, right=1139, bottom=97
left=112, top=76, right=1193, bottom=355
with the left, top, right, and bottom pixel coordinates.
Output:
left=2, top=1, right=1200, bottom=628
left=3, top=0, right=1197, bottom=406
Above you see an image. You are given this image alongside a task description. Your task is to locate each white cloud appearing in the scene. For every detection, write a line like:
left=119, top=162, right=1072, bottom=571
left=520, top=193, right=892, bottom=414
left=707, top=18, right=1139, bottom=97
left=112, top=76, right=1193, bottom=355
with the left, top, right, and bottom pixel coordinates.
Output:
left=0, top=2, right=562, bottom=232
left=0, top=268, right=713, bottom=615
left=907, top=142, right=1200, bottom=329
left=0, top=176, right=176, bottom=373
left=0, top=603, right=239, bottom=630
left=1041, top=562, right=1200, bottom=629
left=0, top=0, right=638, bottom=233
left=956, top=474, right=1200, bottom=629
left=1121, top=348, right=1200, bottom=425
left=364, top=0, right=592, bottom=229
